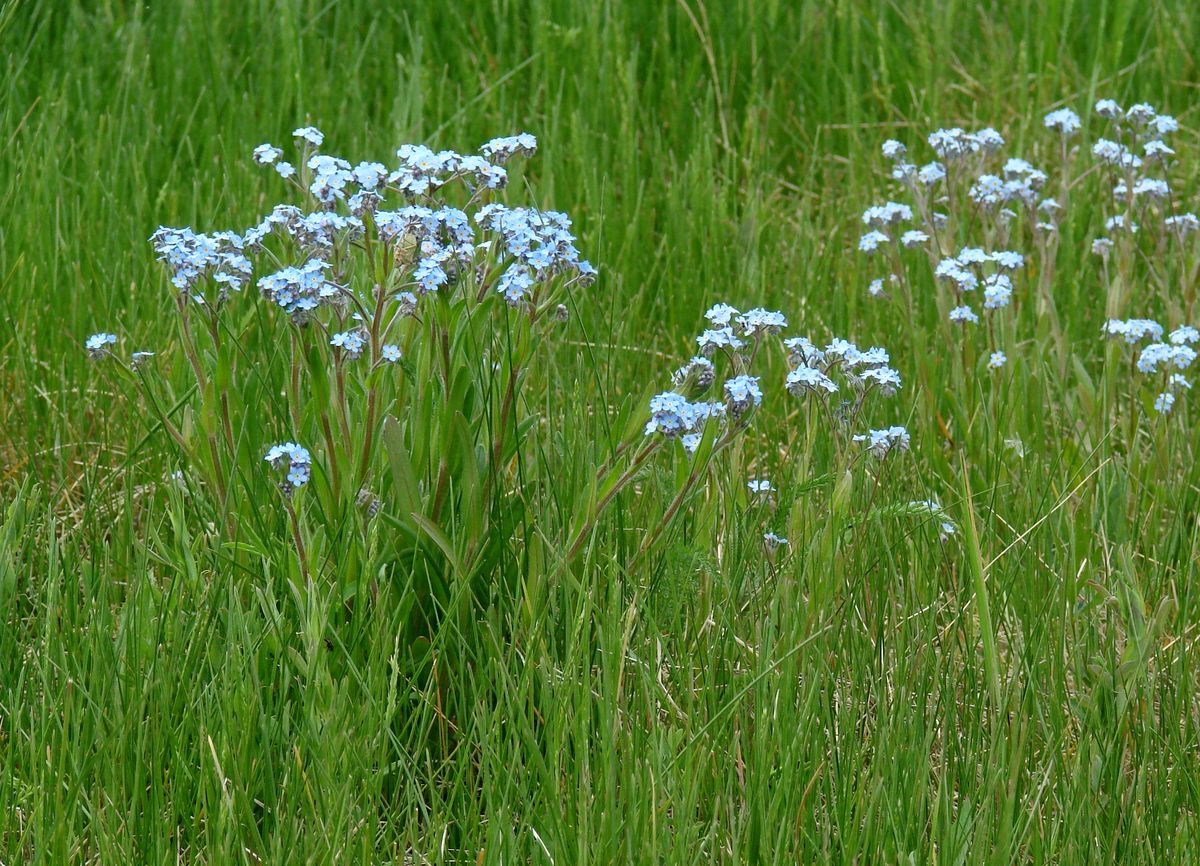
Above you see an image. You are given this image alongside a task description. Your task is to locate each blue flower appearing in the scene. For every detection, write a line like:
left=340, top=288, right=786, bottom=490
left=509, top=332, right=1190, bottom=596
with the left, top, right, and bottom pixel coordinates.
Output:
left=918, top=161, right=946, bottom=185
left=257, top=259, right=339, bottom=319
left=786, top=364, right=838, bottom=396
left=480, top=133, right=537, bottom=162
left=306, top=154, right=354, bottom=205
left=852, top=425, right=910, bottom=458
left=735, top=308, right=787, bottom=338
left=395, top=292, right=419, bottom=318
left=1044, top=108, right=1081, bottom=136
left=497, top=264, right=534, bottom=305
left=723, top=375, right=762, bottom=416
left=783, top=337, right=825, bottom=367
left=330, top=328, right=368, bottom=360
left=1104, top=215, right=1138, bottom=234
left=149, top=226, right=252, bottom=297
left=85, top=332, right=117, bottom=359
left=911, top=500, right=956, bottom=541
left=1170, top=326, right=1199, bottom=345
left=970, top=174, right=1004, bottom=207
left=1136, top=343, right=1196, bottom=374
left=413, top=255, right=449, bottom=294
left=1104, top=319, right=1163, bottom=344
left=389, top=144, right=459, bottom=197
left=253, top=143, right=283, bottom=165
left=672, top=356, right=716, bottom=390
left=988, top=248, right=1027, bottom=268
left=935, top=258, right=978, bottom=292
left=881, top=140, right=907, bottom=161
left=1150, top=114, right=1178, bottom=136
left=381, top=344, right=402, bottom=363
left=696, top=327, right=744, bottom=355
left=862, top=202, right=912, bottom=227
left=982, top=275, right=1013, bottom=310
left=858, top=230, right=890, bottom=254
left=973, top=127, right=1005, bottom=151
left=1125, top=103, right=1157, bottom=126
left=859, top=365, right=902, bottom=395
left=293, top=126, right=325, bottom=147
left=704, top=303, right=740, bottom=327
left=927, top=128, right=972, bottom=160
left=352, top=161, right=388, bottom=191
left=645, top=391, right=698, bottom=438
left=1144, top=140, right=1174, bottom=162
left=458, top=155, right=508, bottom=189
left=265, top=442, right=312, bottom=489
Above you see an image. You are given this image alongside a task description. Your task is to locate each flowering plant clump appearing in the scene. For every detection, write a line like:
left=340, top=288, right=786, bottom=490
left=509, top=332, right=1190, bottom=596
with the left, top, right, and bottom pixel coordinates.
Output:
left=79, top=102, right=1194, bottom=615
left=1080, top=100, right=1197, bottom=314
left=1104, top=319, right=1198, bottom=414
left=857, top=97, right=1198, bottom=451
left=87, top=125, right=595, bottom=587
left=864, top=125, right=1037, bottom=369
left=567, top=299, right=935, bottom=565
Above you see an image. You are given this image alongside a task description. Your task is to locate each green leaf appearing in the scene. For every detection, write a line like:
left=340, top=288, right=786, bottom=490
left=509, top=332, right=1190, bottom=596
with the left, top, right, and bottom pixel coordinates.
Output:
left=382, top=415, right=422, bottom=519
left=410, top=512, right=464, bottom=580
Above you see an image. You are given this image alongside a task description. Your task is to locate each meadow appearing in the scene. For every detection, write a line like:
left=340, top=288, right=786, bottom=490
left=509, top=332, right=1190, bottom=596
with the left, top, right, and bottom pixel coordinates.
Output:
left=3, top=0, right=1200, bottom=862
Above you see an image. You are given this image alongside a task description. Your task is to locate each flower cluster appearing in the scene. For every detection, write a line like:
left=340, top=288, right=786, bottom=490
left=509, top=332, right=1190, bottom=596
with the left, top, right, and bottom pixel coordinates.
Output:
left=644, top=391, right=726, bottom=450
left=476, top=204, right=595, bottom=304
left=149, top=226, right=253, bottom=303
left=257, top=259, right=340, bottom=319
left=1105, top=319, right=1198, bottom=413
left=264, top=442, right=312, bottom=491
left=694, top=302, right=786, bottom=355
left=330, top=328, right=368, bottom=360
left=784, top=337, right=902, bottom=398
left=85, top=332, right=117, bottom=360
left=967, top=158, right=1048, bottom=215
left=935, top=246, right=1022, bottom=324
left=116, top=126, right=595, bottom=504
left=638, top=303, right=913, bottom=560
left=1043, top=107, right=1082, bottom=137
left=646, top=301, right=793, bottom=453
left=882, top=126, right=1004, bottom=202
left=144, top=126, right=593, bottom=331
left=858, top=201, right=922, bottom=254
left=862, top=114, right=1063, bottom=367
left=645, top=302, right=904, bottom=465
left=852, top=425, right=911, bottom=459
left=1088, top=99, right=1195, bottom=250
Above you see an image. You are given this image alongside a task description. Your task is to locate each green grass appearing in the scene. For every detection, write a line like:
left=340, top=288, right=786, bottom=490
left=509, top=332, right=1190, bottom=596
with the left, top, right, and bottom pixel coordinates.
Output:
left=4, top=0, right=1200, bottom=862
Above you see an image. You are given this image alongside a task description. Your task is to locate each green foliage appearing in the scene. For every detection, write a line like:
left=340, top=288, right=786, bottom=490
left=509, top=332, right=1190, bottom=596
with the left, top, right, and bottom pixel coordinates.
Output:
left=3, top=0, right=1200, bottom=862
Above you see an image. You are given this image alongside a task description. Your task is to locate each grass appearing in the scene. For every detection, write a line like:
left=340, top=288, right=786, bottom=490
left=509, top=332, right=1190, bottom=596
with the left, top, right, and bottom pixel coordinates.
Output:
left=3, top=0, right=1200, bottom=862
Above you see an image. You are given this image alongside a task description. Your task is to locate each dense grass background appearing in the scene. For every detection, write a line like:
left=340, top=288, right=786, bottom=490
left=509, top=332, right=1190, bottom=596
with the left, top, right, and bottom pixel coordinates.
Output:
left=3, top=0, right=1200, bottom=862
